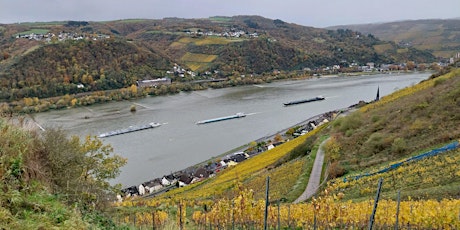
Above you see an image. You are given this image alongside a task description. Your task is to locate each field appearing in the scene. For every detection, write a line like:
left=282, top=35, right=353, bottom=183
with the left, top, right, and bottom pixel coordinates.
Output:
left=181, top=53, right=218, bottom=63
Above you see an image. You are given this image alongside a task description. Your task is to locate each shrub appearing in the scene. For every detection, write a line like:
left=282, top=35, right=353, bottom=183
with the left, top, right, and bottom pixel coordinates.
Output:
left=327, top=161, right=346, bottom=179
left=391, top=137, right=407, bottom=155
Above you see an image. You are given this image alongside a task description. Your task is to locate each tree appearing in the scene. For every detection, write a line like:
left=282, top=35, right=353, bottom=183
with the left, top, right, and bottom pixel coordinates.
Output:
left=129, top=84, right=138, bottom=95
left=273, top=134, right=283, bottom=143
left=41, top=130, right=127, bottom=209
left=406, top=61, right=416, bottom=70
left=324, top=136, right=341, bottom=162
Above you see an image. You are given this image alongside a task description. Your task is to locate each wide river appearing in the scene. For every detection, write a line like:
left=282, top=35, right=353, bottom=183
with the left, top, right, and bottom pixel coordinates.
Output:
left=33, top=72, right=430, bottom=187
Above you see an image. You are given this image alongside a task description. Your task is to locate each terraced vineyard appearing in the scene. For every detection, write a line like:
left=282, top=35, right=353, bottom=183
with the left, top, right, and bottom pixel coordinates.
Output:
left=115, top=146, right=460, bottom=229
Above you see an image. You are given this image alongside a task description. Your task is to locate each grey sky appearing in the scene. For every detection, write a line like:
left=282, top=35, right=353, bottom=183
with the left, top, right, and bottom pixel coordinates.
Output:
left=1, top=0, right=459, bottom=27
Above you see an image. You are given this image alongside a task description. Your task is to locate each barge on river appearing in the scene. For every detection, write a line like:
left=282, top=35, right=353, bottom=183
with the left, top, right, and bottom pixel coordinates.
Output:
left=283, top=96, right=325, bottom=106
left=98, top=122, right=161, bottom=138
left=196, top=112, right=246, bottom=125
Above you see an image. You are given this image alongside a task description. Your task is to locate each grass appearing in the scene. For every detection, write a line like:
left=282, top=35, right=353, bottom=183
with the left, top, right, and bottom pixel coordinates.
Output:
left=324, top=147, right=460, bottom=202
left=208, top=17, right=232, bottom=23
left=325, top=68, right=460, bottom=200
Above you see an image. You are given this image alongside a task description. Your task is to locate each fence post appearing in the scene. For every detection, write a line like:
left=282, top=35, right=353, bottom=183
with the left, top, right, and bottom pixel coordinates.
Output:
left=179, top=202, right=183, bottom=230
left=313, top=194, right=317, bottom=230
left=264, top=176, right=270, bottom=230
left=277, top=200, right=280, bottom=230
left=231, top=200, right=235, bottom=230
left=394, top=190, right=401, bottom=230
left=287, top=204, right=291, bottom=229
left=369, top=178, right=383, bottom=230
left=133, top=213, right=136, bottom=228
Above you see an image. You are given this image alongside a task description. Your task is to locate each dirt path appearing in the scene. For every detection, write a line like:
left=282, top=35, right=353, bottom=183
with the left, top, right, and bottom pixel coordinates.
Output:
left=293, top=138, right=328, bottom=203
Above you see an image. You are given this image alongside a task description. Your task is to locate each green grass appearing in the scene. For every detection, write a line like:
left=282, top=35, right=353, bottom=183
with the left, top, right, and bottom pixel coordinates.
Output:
left=116, top=19, right=151, bottom=23
left=208, top=17, right=232, bottom=23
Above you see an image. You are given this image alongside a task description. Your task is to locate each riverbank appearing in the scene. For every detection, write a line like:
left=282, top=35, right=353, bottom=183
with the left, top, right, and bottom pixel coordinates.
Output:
left=120, top=106, right=351, bottom=198
left=1, top=70, right=430, bottom=116
left=31, top=72, right=431, bottom=187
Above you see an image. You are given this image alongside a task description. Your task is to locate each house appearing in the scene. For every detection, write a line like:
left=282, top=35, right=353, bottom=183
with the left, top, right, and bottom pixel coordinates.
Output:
left=267, top=144, right=275, bottom=150
left=219, top=160, right=227, bottom=168
left=193, top=167, right=210, bottom=179
left=138, top=184, right=146, bottom=196
left=161, top=174, right=177, bottom=186
left=230, top=154, right=246, bottom=163
left=121, top=185, right=139, bottom=197
left=178, top=174, right=193, bottom=187
left=143, top=179, right=163, bottom=193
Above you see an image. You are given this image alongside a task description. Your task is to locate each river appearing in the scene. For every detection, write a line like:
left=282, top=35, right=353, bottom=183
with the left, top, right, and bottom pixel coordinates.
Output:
left=33, top=72, right=431, bottom=187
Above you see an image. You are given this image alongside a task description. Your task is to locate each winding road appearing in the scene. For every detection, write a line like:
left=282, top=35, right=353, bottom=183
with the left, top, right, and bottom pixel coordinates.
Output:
left=293, top=138, right=329, bottom=203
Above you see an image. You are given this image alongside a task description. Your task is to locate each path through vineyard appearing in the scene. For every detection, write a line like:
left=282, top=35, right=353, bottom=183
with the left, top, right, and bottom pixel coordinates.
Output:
left=293, top=138, right=328, bottom=203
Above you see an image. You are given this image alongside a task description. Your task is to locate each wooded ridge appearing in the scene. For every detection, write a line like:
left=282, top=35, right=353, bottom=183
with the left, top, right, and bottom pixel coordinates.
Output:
left=0, top=16, right=436, bottom=103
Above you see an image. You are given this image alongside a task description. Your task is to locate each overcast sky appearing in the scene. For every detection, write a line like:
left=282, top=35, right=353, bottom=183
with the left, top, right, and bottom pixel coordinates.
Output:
left=1, top=0, right=459, bottom=28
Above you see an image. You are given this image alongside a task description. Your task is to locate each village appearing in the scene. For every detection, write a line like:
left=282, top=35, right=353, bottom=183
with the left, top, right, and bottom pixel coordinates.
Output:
left=118, top=109, right=340, bottom=201
left=15, top=31, right=111, bottom=42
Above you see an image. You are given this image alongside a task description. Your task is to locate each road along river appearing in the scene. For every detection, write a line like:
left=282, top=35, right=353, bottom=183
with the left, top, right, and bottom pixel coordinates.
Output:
left=33, top=72, right=431, bottom=186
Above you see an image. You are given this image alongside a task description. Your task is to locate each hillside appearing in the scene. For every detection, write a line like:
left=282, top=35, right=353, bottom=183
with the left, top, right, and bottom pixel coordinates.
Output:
left=0, top=16, right=436, bottom=103
left=112, top=67, right=460, bottom=229
left=0, top=39, right=173, bottom=101
left=1, top=65, right=459, bottom=228
left=328, top=19, right=460, bottom=58
left=141, top=67, right=460, bottom=202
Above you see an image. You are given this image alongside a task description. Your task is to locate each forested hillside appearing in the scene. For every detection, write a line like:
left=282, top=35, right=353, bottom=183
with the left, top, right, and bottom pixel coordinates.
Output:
left=0, top=39, right=172, bottom=101
left=0, top=16, right=436, bottom=104
left=328, top=19, right=460, bottom=58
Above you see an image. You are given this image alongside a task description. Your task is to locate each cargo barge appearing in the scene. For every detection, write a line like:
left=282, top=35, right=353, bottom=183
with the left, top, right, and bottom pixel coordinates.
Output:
left=283, top=96, right=325, bottom=106
left=98, top=122, right=161, bottom=138
left=196, top=112, right=246, bottom=125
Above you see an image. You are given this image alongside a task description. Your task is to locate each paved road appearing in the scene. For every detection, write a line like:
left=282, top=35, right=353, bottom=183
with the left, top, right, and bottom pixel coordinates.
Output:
left=293, top=138, right=328, bottom=203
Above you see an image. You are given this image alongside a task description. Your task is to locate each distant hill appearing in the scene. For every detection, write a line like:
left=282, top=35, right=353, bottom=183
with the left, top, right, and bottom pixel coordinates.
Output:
left=0, top=16, right=436, bottom=101
left=328, top=19, right=460, bottom=58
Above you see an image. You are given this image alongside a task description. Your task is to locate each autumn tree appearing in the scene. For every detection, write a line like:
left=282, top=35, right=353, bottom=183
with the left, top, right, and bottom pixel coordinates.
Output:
left=273, top=133, right=283, bottom=143
left=324, top=136, right=346, bottom=178
left=406, top=61, right=416, bottom=70
left=40, top=129, right=127, bottom=209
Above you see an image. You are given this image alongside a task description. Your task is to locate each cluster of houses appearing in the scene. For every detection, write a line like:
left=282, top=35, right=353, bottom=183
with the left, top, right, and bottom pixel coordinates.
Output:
left=119, top=151, right=250, bottom=200
left=118, top=109, right=340, bottom=201
left=15, top=31, right=110, bottom=42
left=186, top=29, right=258, bottom=38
